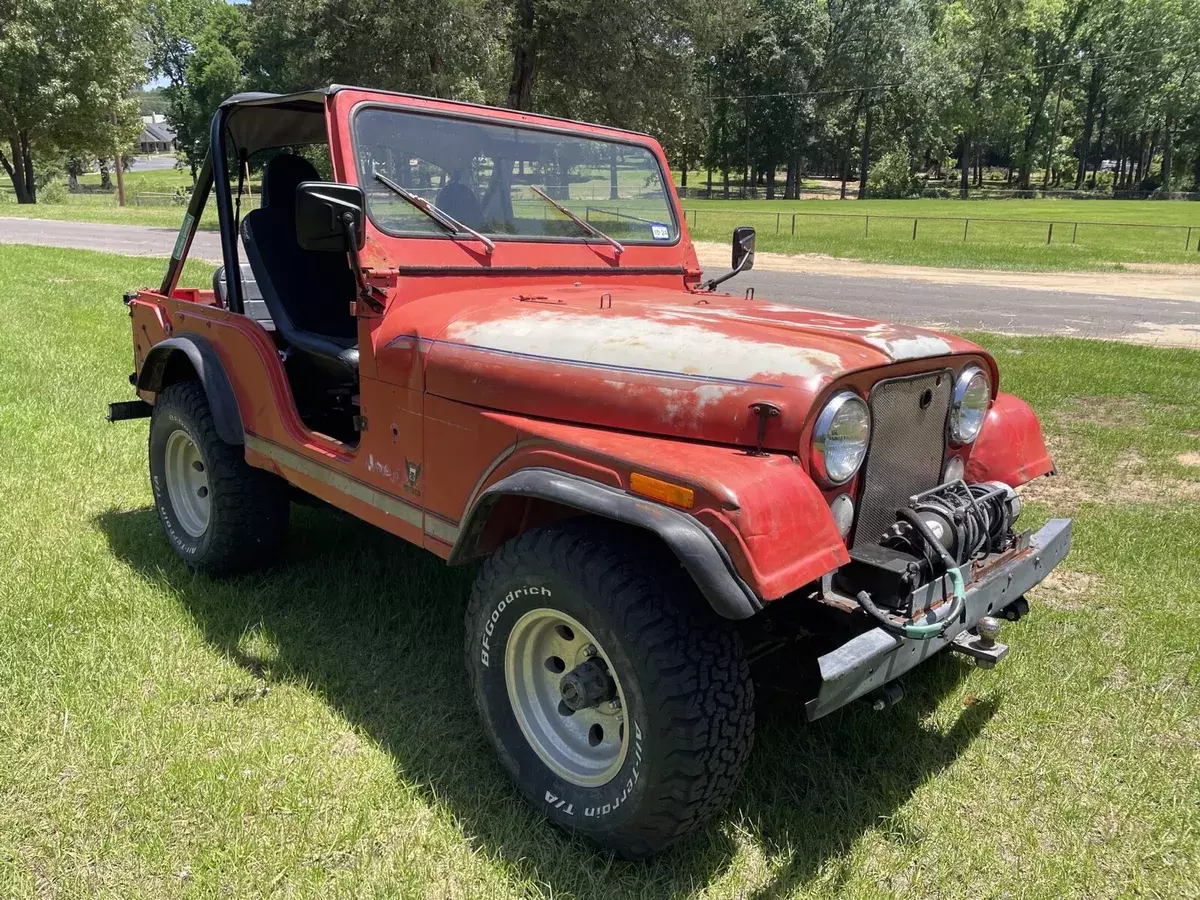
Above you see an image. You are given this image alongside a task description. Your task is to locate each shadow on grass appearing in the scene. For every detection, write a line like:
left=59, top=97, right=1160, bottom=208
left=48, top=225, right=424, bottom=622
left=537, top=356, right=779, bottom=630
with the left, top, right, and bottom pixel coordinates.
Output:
left=96, top=503, right=995, bottom=898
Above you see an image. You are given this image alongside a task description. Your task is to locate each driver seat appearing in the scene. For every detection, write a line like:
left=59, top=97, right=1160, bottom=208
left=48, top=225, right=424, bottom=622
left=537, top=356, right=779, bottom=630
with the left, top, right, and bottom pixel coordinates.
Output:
left=241, top=155, right=359, bottom=382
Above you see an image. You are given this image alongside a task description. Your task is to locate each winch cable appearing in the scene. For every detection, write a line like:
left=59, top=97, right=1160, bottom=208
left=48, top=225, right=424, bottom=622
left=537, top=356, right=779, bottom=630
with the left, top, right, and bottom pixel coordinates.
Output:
left=856, top=508, right=968, bottom=641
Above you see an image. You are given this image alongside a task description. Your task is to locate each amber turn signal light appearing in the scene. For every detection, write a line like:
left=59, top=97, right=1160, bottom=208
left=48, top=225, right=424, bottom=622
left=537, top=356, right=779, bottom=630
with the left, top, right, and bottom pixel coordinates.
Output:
left=630, top=473, right=695, bottom=508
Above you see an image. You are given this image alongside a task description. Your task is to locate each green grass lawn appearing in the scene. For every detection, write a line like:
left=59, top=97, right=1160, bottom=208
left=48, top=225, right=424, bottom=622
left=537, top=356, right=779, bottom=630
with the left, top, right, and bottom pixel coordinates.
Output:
left=681, top=198, right=1200, bottom=271
left=1, top=244, right=1199, bottom=897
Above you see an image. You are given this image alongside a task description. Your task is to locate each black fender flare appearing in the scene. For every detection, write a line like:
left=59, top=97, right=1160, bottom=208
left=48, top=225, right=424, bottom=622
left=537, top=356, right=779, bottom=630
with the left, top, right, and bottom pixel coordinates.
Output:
left=449, top=468, right=762, bottom=620
left=136, top=335, right=244, bottom=445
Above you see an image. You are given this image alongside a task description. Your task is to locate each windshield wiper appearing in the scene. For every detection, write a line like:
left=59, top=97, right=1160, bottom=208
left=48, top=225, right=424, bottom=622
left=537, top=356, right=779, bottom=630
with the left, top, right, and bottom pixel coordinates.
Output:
left=528, top=185, right=624, bottom=257
left=372, top=168, right=495, bottom=256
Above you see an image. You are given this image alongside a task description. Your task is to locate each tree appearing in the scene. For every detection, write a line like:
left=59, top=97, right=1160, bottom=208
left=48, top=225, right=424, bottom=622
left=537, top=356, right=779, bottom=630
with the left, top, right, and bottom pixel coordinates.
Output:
left=247, top=0, right=503, bottom=102
left=0, top=0, right=142, bottom=202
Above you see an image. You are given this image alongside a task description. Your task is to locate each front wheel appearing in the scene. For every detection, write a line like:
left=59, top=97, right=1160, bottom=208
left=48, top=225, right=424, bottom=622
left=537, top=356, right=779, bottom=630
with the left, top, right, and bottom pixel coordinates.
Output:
left=149, top=381, right=288, bottom=576
left=464, top=524, right=754, bottom=859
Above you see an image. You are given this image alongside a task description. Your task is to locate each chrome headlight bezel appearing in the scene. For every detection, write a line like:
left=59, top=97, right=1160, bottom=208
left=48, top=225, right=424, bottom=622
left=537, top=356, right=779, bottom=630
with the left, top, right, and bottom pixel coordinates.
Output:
left=949, top=366, right=990, bottom=445
left=811, top=391, right=871, bottom=486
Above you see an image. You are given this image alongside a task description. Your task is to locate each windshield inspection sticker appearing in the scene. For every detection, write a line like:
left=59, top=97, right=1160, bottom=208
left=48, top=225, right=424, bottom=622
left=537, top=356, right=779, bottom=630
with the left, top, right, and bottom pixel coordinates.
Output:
left=650, top=223, right=670, bottom=240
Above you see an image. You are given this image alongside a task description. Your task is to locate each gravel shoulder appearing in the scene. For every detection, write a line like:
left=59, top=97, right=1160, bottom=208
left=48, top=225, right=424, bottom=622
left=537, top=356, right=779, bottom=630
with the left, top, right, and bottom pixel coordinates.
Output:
left=693, top=241, right=1200, bottom=303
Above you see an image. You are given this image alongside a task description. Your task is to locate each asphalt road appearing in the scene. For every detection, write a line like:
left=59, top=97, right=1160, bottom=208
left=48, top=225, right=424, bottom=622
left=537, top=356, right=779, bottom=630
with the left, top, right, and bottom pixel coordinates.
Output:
left=3, top=216, right=1198, bottom=344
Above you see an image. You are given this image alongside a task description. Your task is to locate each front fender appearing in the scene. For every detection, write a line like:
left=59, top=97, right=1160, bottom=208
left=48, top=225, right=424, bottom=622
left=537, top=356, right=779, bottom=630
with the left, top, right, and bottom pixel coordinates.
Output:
left=966, top=392, right=1054, bottom=487
left=454, top=468, right=763, bottom=619
left=453, top=414, right=851, bottom=613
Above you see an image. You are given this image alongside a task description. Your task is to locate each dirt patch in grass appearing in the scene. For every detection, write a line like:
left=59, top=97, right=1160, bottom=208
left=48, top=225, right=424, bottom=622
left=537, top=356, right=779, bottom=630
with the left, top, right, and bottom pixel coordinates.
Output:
left=1034, top=568, right=1104, bottom=611
left=1055, top=395, right=1154, bottom=429
left=1177, top=451, right=1200, bottom=467
left=1020, top=442, right=1200, bottom=510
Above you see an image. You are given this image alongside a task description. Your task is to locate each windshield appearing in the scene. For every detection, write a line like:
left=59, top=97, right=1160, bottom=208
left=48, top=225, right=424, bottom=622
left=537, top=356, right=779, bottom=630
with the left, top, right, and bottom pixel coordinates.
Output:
left=353, top=107, right=679, bottom=245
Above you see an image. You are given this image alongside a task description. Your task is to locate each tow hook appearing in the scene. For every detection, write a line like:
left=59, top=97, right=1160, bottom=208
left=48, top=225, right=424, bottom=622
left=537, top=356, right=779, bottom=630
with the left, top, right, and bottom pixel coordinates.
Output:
left=1000, top=595, right=1031, bottom=622
left=949, top=616, right=1009, bottom=669
left=864, top=682, right=904, bottom=711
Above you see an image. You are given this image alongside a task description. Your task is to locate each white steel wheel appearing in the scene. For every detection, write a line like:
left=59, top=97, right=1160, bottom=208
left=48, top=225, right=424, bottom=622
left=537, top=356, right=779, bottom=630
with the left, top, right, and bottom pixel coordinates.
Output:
left=163, top=429, right=211, bottom=537
left=505, top=608, right=629, bottom=788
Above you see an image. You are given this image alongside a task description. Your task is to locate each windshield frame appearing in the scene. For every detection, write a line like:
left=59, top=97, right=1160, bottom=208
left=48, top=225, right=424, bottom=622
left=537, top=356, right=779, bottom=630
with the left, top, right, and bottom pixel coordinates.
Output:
left=348, top=101, right=681, bottom=249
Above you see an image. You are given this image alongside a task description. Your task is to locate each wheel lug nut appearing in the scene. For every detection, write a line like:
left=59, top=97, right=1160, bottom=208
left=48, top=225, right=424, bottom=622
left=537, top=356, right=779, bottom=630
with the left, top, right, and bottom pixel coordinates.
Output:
left=583, top=643, right=597, bottom=657
left=607, top=698, right=621, bottom=711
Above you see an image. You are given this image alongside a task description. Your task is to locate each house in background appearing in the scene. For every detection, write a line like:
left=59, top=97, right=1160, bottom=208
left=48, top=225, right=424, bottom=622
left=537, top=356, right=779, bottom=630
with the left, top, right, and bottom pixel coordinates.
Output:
left=138, top=114, right=177, bottom=154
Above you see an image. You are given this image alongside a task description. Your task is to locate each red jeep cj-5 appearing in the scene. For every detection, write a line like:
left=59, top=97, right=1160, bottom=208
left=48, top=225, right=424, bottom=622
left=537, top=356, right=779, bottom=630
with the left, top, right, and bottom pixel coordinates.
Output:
left=110, top=86, right=1072, bottom=858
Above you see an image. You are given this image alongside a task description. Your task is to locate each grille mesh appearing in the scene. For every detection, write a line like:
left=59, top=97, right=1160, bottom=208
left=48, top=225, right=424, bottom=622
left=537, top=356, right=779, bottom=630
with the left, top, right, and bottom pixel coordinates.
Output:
left=851, top=370, right=953, bottom=549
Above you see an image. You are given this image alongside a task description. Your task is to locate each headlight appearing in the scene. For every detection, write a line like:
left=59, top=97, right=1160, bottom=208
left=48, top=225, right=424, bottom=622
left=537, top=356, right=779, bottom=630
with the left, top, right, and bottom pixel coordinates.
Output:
left=950, top=367, right=989, bottom=444
left=812, top=391, right=870, bottom=485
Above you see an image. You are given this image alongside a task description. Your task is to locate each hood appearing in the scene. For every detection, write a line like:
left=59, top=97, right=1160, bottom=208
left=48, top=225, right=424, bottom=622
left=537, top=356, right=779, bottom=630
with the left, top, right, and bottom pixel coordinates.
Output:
left=421, top=284, right=984, bottom=450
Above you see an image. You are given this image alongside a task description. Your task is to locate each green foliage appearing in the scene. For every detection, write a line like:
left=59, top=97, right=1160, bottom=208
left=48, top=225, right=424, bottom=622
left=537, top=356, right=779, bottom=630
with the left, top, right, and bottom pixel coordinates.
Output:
left=0, top=0, right=142, bottom=202
left=36, top=180, right=68, bottom=204
left=866, top=148, right=920, bottom=198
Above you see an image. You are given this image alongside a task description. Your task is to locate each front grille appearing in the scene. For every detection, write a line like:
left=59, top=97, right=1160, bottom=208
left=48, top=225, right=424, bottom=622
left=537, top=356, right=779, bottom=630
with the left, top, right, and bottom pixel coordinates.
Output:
left=851, top=370, right=953, bottom=549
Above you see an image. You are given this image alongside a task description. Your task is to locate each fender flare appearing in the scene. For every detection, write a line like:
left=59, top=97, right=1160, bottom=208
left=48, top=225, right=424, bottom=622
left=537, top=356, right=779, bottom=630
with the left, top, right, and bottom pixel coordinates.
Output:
left=136, top=335, right=244, bottom=445
left=449, top=467, right=762, bottom=620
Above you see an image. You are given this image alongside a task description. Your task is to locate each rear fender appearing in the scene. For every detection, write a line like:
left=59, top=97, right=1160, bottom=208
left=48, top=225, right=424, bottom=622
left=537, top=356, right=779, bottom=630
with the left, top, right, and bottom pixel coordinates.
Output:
left=966, top=392, right=1053, bottom=487
left=136, top=335, right=244, bottom=445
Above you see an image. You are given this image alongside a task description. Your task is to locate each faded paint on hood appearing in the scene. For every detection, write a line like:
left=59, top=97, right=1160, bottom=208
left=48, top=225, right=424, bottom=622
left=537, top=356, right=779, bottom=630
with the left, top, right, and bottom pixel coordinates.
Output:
left=417, top=284, right=983, bottom=450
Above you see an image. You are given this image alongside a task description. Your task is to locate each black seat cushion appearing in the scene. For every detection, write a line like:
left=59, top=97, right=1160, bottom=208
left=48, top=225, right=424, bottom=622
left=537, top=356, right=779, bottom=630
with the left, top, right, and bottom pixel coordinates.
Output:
left=242, top=155, right=359, bottom=381
left=435, top=181, right=483, bottom=229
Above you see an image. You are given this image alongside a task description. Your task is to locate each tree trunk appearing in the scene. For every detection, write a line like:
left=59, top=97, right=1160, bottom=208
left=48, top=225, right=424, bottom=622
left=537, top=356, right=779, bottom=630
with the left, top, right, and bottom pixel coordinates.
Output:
left=609, top=149, right=619, bottom=200
left=1091, top=104, right=1106, bottom=188
left=706, top=166, right=712, bottom=198
left=785, top=159, right=796, bottom=199
left=2, top=134, right=37, bottom=203
left=766, top=163, right=776, bottom=199
left=1042, top=84, right=1063, bottom=189
left=506, top=0, right=537, bottom=111
left=1076, top=66, right=1101, bottom=189
left=857, top=104, right=873, bottom=199
left=680, top=144, right=688, bottom=190
left=99, top=159, right=113, bottom=190
left=1160, top=115, right=1173, bottom=192
left=975, top=149, right=982, bottom=187
left=959, top=132, right=970, bottom=199
left=721, top=163, right=729, bottom=199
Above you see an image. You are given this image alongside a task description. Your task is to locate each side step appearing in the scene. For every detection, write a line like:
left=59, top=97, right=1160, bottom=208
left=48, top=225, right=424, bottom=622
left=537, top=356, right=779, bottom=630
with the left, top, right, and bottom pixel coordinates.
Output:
left=107, top=400, right=152, bottom=422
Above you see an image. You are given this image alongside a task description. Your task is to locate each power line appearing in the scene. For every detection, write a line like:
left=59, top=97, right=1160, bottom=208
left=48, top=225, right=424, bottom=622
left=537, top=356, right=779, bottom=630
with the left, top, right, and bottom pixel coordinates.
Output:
left=703, top=44, right=1188, bottom=103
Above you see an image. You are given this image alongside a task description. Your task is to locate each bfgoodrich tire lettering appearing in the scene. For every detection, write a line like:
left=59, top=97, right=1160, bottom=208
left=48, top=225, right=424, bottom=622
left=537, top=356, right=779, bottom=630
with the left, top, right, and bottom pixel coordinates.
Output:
left=465, top=523, right=755, bottom=859
left=149, top=381, right=288, bottom=576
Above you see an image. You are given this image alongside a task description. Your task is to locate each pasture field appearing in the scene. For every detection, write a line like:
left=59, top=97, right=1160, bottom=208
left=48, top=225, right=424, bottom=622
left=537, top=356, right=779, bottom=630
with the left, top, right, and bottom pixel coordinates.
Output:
left=1, top=244, right=1197, bottom=898
left=679, top=198, right=1200, bottom=271
left=5, top=159, right=1199, bottom=271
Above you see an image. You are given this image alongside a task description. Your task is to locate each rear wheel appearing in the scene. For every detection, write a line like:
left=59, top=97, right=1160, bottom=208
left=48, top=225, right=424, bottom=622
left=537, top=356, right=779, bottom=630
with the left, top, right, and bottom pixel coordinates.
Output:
left=465, top=523, right=754, bottom=859
left=149, top=381, right=288, bottom=575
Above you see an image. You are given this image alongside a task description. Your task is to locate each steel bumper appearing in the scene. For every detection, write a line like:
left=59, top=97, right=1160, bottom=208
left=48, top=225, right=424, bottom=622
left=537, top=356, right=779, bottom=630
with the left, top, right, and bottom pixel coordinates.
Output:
left=804, top=518, right=1073, bottom=721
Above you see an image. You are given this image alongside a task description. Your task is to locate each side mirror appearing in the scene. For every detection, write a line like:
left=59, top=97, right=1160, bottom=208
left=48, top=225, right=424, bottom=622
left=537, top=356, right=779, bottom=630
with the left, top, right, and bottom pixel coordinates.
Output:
left=732, top=226, right=755, bottom=272
left=295, top=181, right=366, bottom=252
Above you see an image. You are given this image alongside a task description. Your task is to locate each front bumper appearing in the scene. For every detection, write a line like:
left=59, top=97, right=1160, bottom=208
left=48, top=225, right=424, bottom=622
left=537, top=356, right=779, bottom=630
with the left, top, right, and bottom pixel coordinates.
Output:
left=804, top=517, right=1072, bottom=721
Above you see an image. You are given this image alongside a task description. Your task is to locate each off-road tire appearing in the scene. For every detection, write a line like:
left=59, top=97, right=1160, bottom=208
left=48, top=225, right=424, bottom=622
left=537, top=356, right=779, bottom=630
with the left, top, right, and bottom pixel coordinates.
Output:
left=149, top=381, right=288, bottom=576
left=465, top=523, right=754, bottom=859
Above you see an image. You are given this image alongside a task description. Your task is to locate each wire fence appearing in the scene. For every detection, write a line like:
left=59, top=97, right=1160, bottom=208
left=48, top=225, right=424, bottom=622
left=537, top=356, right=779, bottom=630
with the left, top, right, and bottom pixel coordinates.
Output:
left=677, top=184, right=1200, bottom=202
left=680, top=208, right=1200, bottom=252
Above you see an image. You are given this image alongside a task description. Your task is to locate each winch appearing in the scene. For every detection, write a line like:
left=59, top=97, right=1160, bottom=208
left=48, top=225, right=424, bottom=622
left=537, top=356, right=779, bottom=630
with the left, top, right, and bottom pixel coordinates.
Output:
left=836, top=480, right=1024, bottom=639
